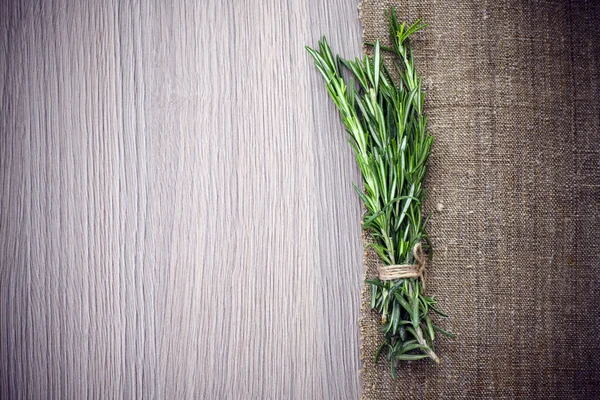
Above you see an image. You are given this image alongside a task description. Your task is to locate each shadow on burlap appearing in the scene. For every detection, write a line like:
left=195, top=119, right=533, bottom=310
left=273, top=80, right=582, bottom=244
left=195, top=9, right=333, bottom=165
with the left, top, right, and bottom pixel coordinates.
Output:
left=358, top=1, right=600, bottom=398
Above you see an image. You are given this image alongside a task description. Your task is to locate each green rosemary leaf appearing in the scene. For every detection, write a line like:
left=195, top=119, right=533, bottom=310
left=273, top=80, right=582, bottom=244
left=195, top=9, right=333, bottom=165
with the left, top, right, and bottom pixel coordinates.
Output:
left=399, top=325, right=407, bottom=342
left=425, top=314, right=435, bottom=342
left=364, top=41, right=396, bottom=53
left=392, top=299, right=401, bottom=334
left=396, top=353, right=430, bottom=361
left=364, top=55, right=373, bottom=89
left=402, top=19, right=427, bottom=41
left=388, top=279, right=405, bottom=297
left=365, top=279, right=386, bottom=288
left=393, top=292, right=412, bottom=315
left=371, top=284, right=378, bottom=309
left=373, top=41, right=381, bottom=92
left=430, top=305, right=449, bottom=317
left=395, top=183, right=415, bottom=231
left=411, top=293, right=420, bottom=328
left=390, top=360, right=397, bottom=379
left=433, top=324, right=457, bottom=338
left=318, top=37, right=337, bottom=72
left=405, top=326, right=417, bottom=338
left=366, top=243, right=392, bottom=265
left=374, top=341, right=387, bottom=363
left=399, top=343, right=429, bottom=354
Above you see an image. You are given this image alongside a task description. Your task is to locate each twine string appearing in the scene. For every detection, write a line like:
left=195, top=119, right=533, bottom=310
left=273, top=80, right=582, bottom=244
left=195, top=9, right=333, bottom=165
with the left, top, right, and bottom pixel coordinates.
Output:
left=377, top=243, right=428, bottom=288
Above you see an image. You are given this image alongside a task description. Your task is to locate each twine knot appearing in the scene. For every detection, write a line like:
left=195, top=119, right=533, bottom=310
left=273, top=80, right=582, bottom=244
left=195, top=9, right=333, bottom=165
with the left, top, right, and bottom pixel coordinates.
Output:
left=377, top=243, right=428, bottom=288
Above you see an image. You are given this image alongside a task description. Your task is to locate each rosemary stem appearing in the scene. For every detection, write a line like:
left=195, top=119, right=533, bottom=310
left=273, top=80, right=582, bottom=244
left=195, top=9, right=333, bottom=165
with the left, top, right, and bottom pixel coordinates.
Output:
left=416, top=325, right=440, bottom=363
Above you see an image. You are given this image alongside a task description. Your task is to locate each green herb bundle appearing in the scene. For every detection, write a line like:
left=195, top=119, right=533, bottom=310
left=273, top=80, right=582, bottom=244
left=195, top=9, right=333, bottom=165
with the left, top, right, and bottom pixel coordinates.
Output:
left=306, top=10, right=453, bottom=377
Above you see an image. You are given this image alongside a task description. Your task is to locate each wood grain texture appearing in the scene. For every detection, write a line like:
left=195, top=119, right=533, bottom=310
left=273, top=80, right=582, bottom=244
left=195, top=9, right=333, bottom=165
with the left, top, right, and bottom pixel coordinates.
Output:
left=0, top=1, right=364, bottom=398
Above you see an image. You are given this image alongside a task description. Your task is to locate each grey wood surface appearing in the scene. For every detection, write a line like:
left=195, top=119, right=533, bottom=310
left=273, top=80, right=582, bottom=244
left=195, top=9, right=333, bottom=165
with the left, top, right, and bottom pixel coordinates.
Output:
left=0, top=1, right=364, bottom=398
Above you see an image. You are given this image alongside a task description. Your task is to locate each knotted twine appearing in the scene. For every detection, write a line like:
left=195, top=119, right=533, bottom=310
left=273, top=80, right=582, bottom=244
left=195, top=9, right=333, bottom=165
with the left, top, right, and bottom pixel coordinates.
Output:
left=377, top=243, right=428, bottom=288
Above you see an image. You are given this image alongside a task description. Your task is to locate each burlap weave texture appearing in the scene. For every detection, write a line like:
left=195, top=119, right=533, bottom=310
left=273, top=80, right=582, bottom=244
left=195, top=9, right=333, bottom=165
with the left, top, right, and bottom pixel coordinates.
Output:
left=358, top=1, right=600, bottom=398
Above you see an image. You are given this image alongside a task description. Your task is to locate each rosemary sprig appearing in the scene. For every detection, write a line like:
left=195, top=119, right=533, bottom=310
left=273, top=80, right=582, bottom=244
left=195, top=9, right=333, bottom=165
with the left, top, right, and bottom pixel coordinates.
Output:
left=306, top=9, right=453, bottom=377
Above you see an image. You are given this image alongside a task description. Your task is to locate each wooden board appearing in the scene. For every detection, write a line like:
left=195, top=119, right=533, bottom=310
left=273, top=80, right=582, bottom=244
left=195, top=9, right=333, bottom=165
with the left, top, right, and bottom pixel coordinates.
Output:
left=0, top=1, right=363, bottom=398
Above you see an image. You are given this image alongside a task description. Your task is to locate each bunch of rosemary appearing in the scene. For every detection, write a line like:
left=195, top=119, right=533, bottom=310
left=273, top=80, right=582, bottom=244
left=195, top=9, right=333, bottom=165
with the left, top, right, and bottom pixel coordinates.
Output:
left=306, top=10, right=453, bottom=377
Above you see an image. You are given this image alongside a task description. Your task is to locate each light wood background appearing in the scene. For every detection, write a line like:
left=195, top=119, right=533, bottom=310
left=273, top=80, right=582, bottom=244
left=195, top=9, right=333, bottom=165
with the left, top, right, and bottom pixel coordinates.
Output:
left=0, top=1, right=364, bottom=398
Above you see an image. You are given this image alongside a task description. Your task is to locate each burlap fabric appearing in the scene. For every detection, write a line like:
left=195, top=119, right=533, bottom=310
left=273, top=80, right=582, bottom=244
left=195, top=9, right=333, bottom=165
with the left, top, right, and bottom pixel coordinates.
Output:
left=358, top=1, right=600, bottom=398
